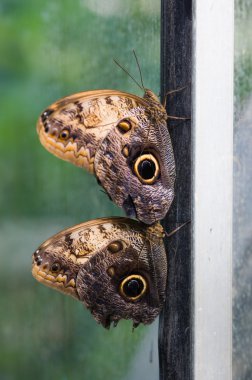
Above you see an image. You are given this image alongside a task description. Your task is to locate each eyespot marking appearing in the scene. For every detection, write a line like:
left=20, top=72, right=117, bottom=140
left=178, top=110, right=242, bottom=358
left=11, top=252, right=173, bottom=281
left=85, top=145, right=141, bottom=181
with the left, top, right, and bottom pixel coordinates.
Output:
left=51, top=262, right=61, bottom=273
left=119, top=274, right=147, bottom=301
left=59, top=129, right=70, bottom=140
left=117, top=119, right=132, bottom=133
left=133, top=153, right=160, bottom=184
left=122, top=145, right=129, bottom=157
left=107, top=240, right=124, bottom=254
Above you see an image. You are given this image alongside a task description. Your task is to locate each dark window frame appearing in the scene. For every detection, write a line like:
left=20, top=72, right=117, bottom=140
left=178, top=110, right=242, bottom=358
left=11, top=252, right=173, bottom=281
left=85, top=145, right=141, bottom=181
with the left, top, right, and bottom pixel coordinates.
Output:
left=159, top=1, right=233, bottom=379
left=159, top=1, right=192, bottom=379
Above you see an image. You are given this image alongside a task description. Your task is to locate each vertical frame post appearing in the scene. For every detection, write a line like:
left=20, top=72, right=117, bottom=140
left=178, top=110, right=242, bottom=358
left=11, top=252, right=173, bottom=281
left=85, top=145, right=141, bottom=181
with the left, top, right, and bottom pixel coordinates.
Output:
left=193, top=1, right=233, bottom=379
left=159, top=0, right=233, bottom=379
left=159, top=1, right=192, bottom=379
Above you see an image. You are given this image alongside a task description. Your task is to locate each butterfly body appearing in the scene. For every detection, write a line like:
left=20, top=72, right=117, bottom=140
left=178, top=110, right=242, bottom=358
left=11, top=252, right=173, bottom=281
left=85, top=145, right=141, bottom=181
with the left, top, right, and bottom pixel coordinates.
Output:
left=32, top=217, right=167, bottom=328
left=37, top=88, right=175, bottom=224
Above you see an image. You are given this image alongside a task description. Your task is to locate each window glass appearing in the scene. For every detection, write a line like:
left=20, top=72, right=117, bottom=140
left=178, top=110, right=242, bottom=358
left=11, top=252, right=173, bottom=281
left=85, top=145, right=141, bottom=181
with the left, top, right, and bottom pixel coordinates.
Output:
left=0, top=1, right=160, bottom=379
left=233, top=1, right=252, bottom=378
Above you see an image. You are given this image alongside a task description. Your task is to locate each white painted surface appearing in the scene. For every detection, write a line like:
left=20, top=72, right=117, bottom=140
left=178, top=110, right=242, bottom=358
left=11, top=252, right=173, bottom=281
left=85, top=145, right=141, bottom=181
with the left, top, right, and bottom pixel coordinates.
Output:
left=192, top=1, right=233, bottom=379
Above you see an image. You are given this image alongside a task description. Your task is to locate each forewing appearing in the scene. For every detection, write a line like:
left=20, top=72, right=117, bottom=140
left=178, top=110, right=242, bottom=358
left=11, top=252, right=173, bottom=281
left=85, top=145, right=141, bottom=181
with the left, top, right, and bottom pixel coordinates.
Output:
left=37, top=90, right=148, bottom=172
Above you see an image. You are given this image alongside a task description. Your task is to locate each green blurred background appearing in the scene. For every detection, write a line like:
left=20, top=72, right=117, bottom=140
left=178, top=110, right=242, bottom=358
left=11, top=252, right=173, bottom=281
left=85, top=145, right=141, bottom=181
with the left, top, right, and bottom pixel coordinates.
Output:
left=0, top=1, right=160, bottom=379
left=1, top=0, right=252, bottom=379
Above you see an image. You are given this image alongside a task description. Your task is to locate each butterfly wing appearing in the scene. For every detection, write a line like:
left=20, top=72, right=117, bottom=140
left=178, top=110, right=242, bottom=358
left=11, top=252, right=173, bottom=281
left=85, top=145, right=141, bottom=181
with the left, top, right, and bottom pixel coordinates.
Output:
left=37, top=89, right=175, bottom=223
left=94, top=117, right=175, bottom=224
left=37, top=90, right=148, bottom=172
left=31, top=217, right=167, bottom=328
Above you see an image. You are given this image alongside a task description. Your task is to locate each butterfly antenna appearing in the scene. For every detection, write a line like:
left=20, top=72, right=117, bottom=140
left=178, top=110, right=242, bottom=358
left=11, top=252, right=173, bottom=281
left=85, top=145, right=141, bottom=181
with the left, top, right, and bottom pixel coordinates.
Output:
left=113, top=58, right=143, bottom=91
left=132, top=50, right=145, bottom=89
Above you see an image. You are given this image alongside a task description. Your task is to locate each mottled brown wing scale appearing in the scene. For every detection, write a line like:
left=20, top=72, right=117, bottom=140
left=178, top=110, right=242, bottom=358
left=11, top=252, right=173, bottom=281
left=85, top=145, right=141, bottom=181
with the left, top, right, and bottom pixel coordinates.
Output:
left=33, top=88, right=174, bottom=327
left=37, top=89, right=175, bottom=224
left=37, top=90, right=147, bottom=173
left=32, top=218, right=167, bottom=328
left=94, top=114, right=175, bottom=223
left=77, top=238, right=166, bottom=328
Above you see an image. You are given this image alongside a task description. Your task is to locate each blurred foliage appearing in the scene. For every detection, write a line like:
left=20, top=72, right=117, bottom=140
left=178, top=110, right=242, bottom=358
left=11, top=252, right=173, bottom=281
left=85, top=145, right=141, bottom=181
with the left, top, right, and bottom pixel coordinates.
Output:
left=0, top=0, right=160, bottom=220
left=0, top=218, right=147, bottom=380
left=0, top=0, right=160, bottom=379
left=235, top=0, right=252, bottom=109
left=1, top=0, right=251, bottom=379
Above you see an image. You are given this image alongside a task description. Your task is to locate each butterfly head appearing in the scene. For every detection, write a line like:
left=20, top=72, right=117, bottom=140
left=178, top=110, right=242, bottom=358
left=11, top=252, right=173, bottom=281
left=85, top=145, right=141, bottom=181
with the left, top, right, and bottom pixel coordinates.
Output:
left=143, top=88, right=160, bottom=103
left=143, top=89, right=166, bottom=114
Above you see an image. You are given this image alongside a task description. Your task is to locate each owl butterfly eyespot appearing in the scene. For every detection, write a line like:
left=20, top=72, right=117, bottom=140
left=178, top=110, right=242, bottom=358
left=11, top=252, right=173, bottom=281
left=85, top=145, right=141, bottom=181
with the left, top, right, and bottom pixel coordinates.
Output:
left=31, top=217, right=167, bottom=328
left=37, top=88, right=175, bottom=224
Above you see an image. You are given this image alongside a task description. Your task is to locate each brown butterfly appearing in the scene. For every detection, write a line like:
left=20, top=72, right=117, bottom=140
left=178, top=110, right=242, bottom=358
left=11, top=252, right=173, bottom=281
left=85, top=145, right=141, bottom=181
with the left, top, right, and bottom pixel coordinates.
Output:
left=31, top=217, right=167, bottom=328
left=36, top=81, right=176, bottom=224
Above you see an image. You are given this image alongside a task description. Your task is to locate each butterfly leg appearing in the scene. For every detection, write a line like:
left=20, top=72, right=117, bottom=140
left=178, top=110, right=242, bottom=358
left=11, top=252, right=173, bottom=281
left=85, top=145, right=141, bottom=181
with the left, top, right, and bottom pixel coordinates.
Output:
left=165, top=220, right=190, bottom=238
left=167, top=115, right=191, bottom=121
left=162, top=85, right=189, bottom=108
left=163, top=85, right=191, bottom=121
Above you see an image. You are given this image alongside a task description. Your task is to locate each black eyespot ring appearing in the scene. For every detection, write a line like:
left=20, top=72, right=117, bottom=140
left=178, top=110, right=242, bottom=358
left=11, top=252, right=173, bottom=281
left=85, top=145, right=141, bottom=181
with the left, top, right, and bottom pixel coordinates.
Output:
left=51, top=263, right=61, bottom=273
left=117, top=119, right=132, bottom=133
left=119, top=274, right=147, bottom=301
left=59, top=129, right=70, bottom=140
left=133, top=153, right=160, bottom=184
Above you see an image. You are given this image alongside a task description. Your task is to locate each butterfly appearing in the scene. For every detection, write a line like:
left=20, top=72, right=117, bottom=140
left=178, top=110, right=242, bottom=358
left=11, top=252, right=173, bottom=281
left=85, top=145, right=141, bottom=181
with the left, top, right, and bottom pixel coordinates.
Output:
left=36, top=71, right=176, bottom=224
left=32, top=217, right=167, bottom=328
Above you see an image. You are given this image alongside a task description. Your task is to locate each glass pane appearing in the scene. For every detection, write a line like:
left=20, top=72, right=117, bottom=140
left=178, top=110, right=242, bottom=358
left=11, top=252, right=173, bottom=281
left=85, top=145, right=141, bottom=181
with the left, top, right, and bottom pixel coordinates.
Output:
left=233, top=1, right=252, bottom=378
left=0, top=1, right=160, bottom=379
